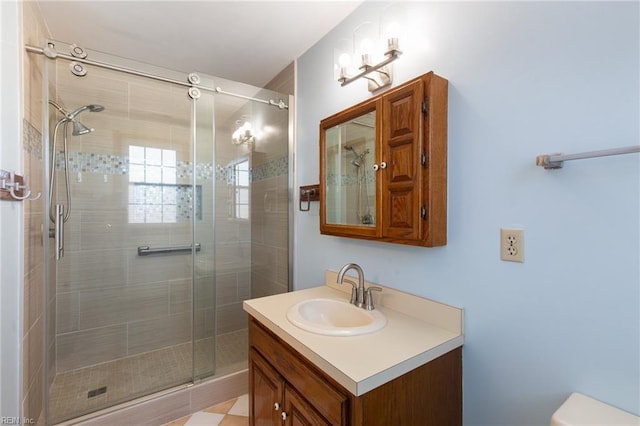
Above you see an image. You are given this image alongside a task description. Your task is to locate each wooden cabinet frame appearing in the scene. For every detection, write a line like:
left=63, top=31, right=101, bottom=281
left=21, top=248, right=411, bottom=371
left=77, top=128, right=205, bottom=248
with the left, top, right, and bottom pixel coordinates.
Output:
left=320, top=71, right=448, bottom=247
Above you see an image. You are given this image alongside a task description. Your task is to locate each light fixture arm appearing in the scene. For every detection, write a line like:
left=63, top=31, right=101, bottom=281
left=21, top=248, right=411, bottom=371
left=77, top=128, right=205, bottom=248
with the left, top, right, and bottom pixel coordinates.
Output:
left=338, top=49, right=402, bottom=91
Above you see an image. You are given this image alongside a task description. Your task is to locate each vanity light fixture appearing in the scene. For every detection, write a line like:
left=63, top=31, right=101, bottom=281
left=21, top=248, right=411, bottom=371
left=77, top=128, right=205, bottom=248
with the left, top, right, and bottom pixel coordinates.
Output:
left=232, top=120, right=255, bottom=147
left=336, top=24, right=403, bottom=93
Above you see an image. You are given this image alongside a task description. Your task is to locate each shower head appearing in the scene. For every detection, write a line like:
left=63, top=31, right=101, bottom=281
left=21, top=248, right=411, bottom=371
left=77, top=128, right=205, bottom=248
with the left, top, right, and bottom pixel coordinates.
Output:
left=68, top=104, right=105, bottom=119
left=344, top=144, right=360, bottom=158
left=48, top=101, right=105, bottom=119
left=343, top=145, right=369, bottom=167
left=71, top=120, right=93, bottom=136
left=344, top=145, right=361, bottom=167
left=49, top=101, right=104, bottom=136
left=69, top=104, right=104, bottom=135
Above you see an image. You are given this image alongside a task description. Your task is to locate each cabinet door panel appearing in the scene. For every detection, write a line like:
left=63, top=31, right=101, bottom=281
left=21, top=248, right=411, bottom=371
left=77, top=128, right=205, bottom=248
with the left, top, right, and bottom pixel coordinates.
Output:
left=388, top=189, right=415, bottom=229
left=250, top=319, right=349, bottom=425
left=320, top=97, right=382, bottom=238
left=382, top=80, right=424, bottom=241
left=387, top=92, right=416, bottom=139
left=284, top=385, right=332, bottom=426
left=388, top=142, right=414, bottom=183
left=250, top=349, right=283, bottom=426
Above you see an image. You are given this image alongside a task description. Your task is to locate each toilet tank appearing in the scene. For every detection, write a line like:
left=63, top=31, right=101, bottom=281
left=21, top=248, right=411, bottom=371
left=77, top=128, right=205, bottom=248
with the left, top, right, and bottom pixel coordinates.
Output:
left=551, top=393, right=640, bottom=426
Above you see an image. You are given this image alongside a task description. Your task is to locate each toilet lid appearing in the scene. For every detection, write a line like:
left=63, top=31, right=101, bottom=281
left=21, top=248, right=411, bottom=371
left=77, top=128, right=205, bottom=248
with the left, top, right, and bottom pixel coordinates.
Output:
left=551, top=393, right=639, bottom=426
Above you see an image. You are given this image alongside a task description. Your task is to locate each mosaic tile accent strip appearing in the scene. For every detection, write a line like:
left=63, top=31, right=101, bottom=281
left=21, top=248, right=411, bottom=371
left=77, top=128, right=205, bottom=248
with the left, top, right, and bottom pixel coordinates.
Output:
left=55, top=152, right=288, bottom=182
left=251, top=156, right=288, bottom=182
left=326, top=171, right=375, bottom=186
left=55, top=151, right=127, bottom=174
left=23, top=119, right=43, bottom=160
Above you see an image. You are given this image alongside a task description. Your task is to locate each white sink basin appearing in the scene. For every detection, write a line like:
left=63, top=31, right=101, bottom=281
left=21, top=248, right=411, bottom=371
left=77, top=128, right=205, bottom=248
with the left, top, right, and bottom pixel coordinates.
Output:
left=286, top=298, right=386, bottom=336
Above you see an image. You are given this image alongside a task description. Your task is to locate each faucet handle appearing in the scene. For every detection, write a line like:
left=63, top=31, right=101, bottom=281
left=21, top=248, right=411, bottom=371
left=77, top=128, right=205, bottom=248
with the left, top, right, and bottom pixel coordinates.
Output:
left=364, top=286, right=382, bottom=310
left=343, top=279, right=358, bottom=305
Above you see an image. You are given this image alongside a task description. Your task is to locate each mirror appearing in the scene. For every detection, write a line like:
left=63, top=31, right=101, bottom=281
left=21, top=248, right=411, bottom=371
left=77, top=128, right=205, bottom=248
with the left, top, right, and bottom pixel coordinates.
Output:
left=320, top=98, right=381, bottom=237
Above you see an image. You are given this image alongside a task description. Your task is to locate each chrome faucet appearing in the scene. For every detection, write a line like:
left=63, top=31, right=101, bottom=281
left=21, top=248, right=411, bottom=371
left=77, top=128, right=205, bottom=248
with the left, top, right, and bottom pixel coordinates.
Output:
left=337, top=263, right=382, bottom=310
left=337, top=263, right=365, bottom=308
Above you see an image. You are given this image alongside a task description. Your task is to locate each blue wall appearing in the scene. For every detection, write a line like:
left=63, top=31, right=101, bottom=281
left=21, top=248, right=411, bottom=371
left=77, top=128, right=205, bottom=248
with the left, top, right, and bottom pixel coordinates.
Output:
left=294, top=2, right=639, bottom=425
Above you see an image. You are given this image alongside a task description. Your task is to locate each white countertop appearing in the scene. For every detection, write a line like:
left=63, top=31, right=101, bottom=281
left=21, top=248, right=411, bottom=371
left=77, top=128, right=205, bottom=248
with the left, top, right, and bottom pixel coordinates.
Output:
left=243, top=271, right=464, bottom=396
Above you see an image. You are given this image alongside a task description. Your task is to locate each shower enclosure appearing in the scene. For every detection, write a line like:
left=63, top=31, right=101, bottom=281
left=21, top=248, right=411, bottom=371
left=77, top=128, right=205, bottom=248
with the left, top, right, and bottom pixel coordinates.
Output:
left=37, top=40, right=292, bottom=424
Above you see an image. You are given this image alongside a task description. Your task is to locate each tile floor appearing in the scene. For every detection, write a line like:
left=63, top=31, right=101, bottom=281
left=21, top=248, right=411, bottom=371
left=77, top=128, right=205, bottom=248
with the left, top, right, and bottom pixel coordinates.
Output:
left=162, top=394, right=249, bottom=426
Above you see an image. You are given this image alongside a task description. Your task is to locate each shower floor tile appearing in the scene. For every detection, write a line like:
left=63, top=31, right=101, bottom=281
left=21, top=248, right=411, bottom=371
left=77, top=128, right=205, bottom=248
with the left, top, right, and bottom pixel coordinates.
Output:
left=49, top=330, right=248, bottom=424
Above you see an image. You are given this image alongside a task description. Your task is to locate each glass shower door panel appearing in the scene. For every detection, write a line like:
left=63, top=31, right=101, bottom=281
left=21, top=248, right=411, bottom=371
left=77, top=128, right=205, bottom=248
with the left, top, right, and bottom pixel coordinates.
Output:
left=193, top=90, right=216, bottom=381
left=200, top=74, right=291, bottom=380
left=49, top=60, right=195, bottom=423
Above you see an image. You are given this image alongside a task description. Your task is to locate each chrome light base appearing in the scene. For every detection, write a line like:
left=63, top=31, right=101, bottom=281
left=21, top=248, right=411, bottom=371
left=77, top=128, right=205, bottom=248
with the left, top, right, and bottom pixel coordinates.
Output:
left=364, top=64, right=392, bottom=92
left=338, top=50, right=401, bottom=94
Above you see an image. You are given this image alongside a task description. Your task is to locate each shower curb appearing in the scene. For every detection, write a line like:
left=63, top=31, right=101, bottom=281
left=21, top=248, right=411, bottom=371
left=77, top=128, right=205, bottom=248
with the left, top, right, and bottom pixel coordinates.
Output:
left=55, top=369, right=248, bottom=426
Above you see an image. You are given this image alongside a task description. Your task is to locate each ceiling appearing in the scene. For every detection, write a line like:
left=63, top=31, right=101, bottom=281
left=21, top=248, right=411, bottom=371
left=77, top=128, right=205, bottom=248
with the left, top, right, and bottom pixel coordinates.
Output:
left=36, top=1, right=362, bottom=89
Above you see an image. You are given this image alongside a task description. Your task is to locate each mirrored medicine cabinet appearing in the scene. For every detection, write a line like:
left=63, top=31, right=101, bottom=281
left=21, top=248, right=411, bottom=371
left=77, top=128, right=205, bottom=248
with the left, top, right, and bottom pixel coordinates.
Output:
left=320, top=71, right=449, bottom=247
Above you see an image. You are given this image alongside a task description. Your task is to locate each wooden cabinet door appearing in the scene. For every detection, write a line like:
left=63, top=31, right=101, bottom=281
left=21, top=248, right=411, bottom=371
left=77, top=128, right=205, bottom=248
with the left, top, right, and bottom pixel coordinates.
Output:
left=250, top=349, right=284, bottom=426
left=381, top=79, right=424, bottom=242
left=283, top=385, right=333, bottom=426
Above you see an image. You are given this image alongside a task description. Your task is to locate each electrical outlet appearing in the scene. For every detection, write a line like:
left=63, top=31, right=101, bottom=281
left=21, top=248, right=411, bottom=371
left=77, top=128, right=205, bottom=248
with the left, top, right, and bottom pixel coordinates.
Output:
left=501, top=228, right=524, bottom=262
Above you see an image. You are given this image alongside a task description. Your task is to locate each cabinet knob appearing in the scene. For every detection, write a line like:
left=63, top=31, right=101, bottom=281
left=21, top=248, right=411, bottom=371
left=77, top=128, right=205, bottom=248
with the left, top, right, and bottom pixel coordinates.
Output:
left=373, top=164, right=379, bottom=171
left=380, top=162, right=387, bottom=169
left=281, top=411, right=288, bottom=420
left=274, top=402, right=280, bottom=411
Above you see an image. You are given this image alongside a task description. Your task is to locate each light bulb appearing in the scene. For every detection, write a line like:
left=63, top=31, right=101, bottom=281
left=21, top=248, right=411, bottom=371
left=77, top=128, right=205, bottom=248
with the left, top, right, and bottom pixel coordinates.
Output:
left=338, top=53, right=351, bottom=80
left=359, top=38, right=374, bottom=68
left=359, top=38, right=373, bottom=56
left=338, top=53, right=351, bottom=68
left=385, top=21, right=400, bottom=40
left=384, top=22, right=401, bottom=53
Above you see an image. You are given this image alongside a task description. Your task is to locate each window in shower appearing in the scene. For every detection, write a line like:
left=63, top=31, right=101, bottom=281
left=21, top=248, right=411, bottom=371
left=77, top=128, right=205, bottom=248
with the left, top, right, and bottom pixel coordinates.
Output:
left=229, top=157, right=249, bottom=220
left=128, top=145, right=201, bottom=223
left=128, top=145, right=176, bottom=223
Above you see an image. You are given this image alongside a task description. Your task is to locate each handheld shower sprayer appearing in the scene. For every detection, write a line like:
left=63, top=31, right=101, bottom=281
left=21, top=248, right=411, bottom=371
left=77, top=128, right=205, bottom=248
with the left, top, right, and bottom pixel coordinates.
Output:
left=49, top=100, right=104, bottom=135
left=47, top=100, right=105, bottom=224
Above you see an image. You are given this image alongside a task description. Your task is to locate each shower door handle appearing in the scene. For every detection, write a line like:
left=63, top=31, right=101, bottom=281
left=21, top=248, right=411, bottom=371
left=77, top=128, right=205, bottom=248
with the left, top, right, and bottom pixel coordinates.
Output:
left=54, top=204, right=65, bottom=260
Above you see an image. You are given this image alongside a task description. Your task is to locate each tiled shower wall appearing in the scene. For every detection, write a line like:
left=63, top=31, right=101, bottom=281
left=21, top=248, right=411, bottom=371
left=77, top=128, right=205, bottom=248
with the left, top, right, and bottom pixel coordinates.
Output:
left=22, top=2, right=49, bottom=422
left=250, top=64, right=294, bottom=299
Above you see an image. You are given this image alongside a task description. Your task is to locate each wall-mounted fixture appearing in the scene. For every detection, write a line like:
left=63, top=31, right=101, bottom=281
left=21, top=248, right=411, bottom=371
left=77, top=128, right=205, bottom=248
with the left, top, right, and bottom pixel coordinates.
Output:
left=0, top=169, right=41, bottom=201
left=334, top=10, right=404, bottom=93
left=232, top=120, right=255, bottom=148
left=536, top=145, right=640, bottom=169
left=299, top=184, right=320, bottom=212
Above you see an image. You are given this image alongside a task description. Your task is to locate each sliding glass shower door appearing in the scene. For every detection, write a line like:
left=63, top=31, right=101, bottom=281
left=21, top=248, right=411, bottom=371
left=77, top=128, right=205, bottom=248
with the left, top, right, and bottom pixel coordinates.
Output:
left=42, top=40, right=291, bottom=425
left=47, top=53, right=206, bottom=423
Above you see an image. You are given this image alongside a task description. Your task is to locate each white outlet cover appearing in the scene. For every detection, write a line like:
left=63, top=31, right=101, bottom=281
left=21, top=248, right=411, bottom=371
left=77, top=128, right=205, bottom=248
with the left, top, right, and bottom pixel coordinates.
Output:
left=501, top=228, right=524, bottom=262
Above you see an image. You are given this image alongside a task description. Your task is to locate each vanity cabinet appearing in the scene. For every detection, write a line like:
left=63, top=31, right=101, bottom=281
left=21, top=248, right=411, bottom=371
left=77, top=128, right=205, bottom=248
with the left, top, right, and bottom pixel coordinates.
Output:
left=249, top=317, right=462, bottom=425
left=249, top=318, right=349, bottom=425
left=320, top=71, right=448, bottom=247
